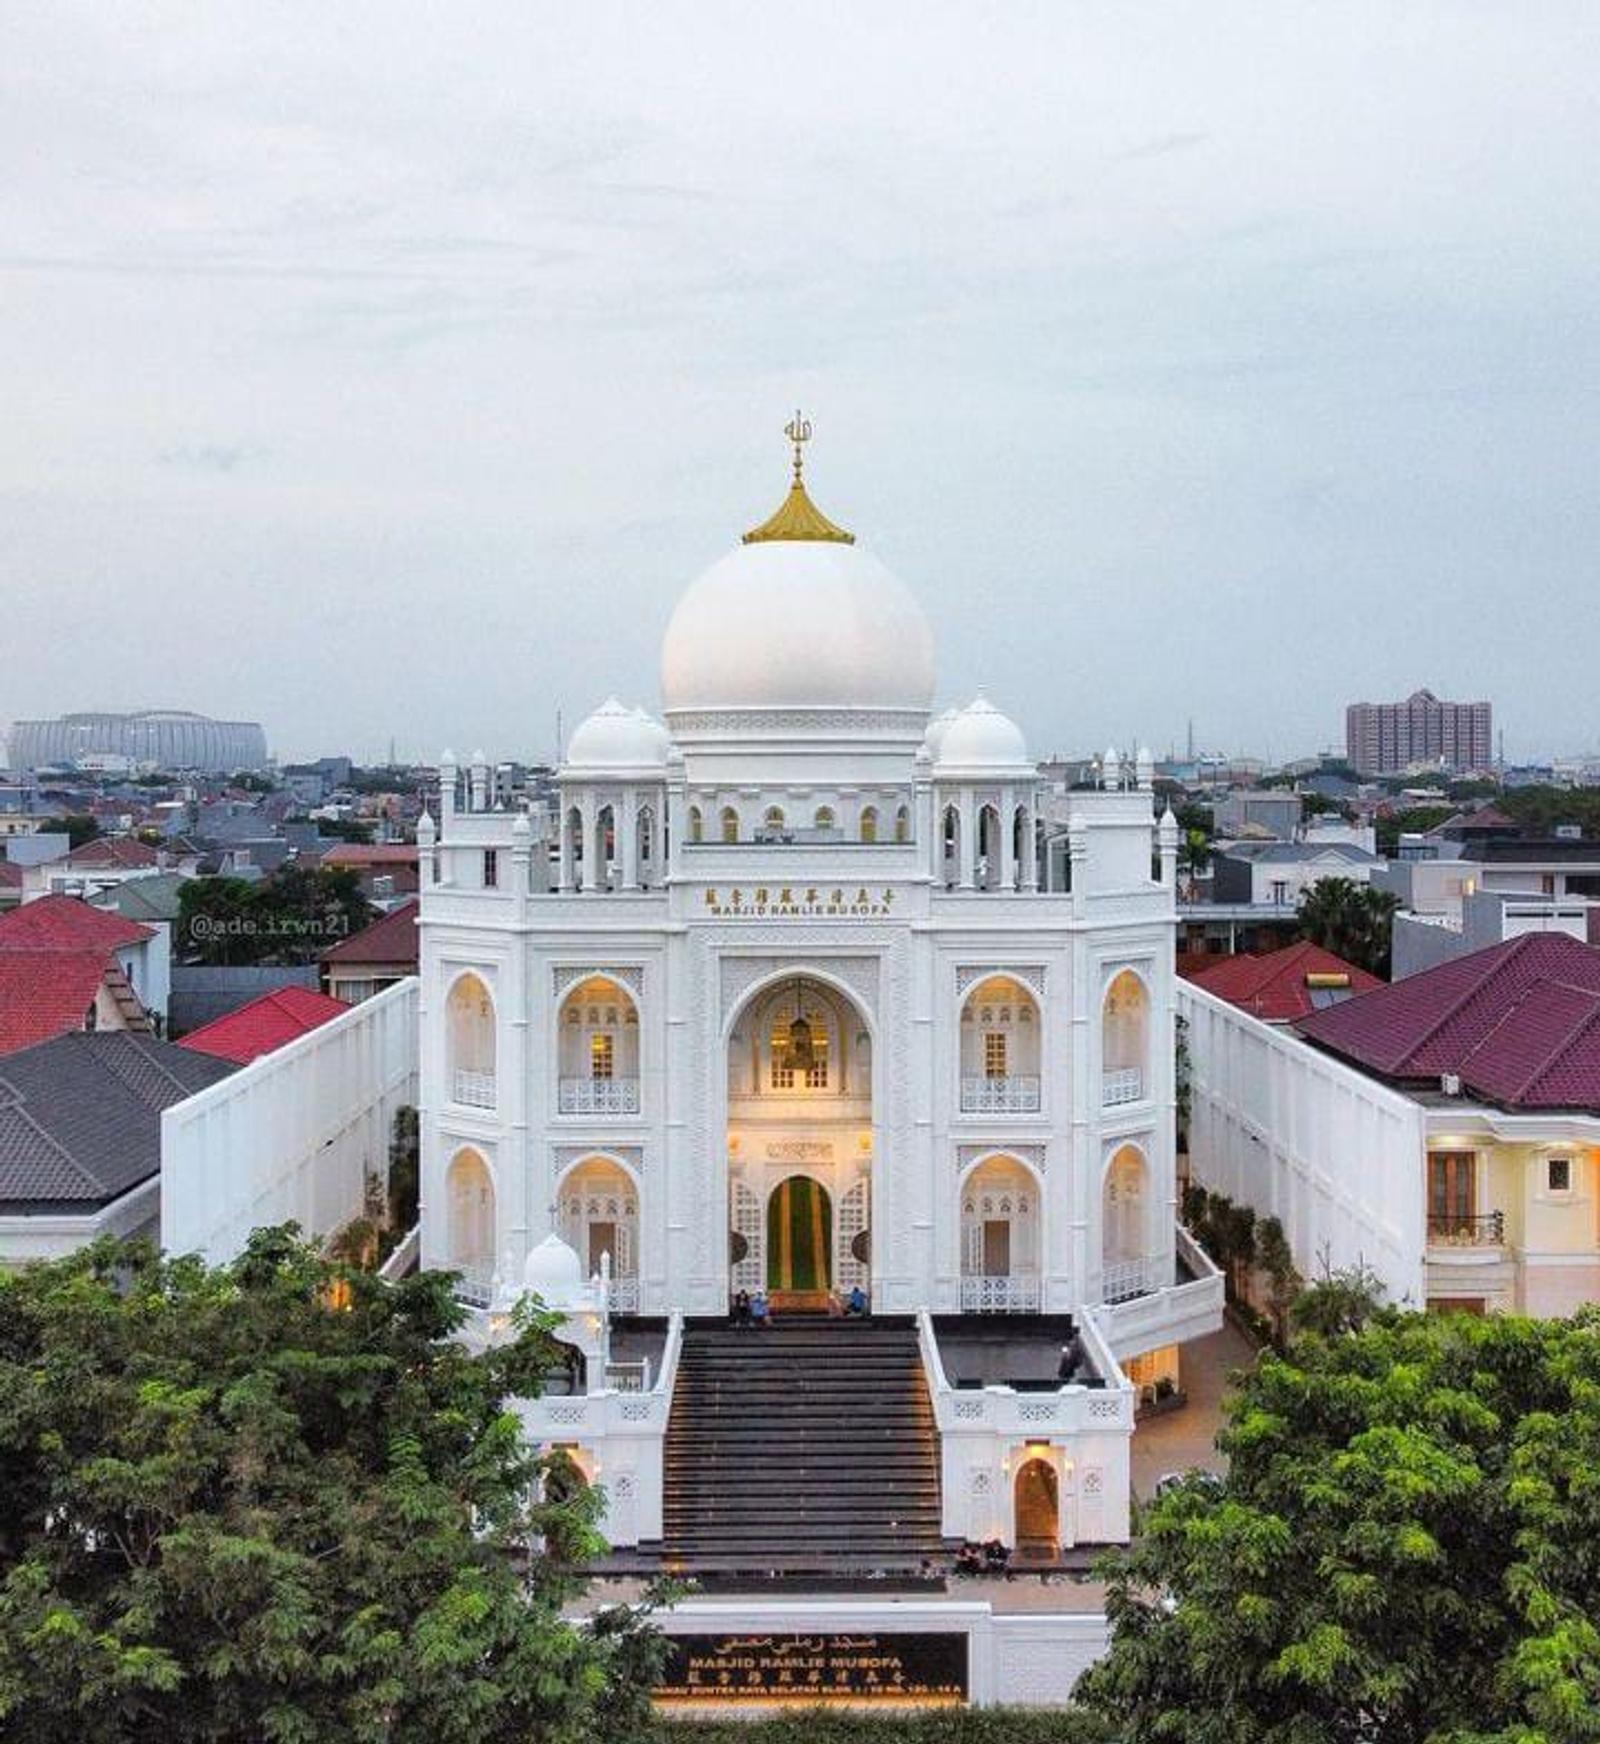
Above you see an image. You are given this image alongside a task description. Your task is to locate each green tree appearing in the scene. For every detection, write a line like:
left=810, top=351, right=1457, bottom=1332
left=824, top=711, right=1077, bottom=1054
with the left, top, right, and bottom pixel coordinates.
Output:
left=1296, top=876, right=1400, bottom=976
left=1253, top=1217, right=1300, bottom=1348
left=1078, top=1308, right=1600, bottom=1742
left=61, top=812, right=101, bottom=849
left=177, top=866, right=374, bottom=967
left=0, top=1228, right=664, bottom=1743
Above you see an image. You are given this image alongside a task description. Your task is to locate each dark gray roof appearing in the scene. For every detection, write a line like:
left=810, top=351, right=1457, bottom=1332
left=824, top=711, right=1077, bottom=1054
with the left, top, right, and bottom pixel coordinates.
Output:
left=91, top=871, right=189, bottom=922
left=1218, top=841, right=1379, bottom=866
left=0, top=1033, right=235, bottom=1211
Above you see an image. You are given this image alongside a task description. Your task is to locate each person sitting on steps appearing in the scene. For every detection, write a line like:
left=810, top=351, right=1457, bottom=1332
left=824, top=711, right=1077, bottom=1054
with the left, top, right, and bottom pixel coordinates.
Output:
left=731, top=1288, right=751, bottom=1327
left=750, top=1288, right=771, bottom=1329
left=846, top=1284, right=868, bottom=1318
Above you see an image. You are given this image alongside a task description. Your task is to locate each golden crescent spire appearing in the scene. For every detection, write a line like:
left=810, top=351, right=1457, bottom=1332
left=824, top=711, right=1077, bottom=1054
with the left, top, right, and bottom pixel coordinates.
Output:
left=743, top=410, right=855, bottom=545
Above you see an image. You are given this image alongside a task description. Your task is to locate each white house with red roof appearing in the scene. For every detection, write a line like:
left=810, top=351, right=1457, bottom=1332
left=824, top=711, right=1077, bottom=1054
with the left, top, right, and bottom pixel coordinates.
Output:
left=1181, top=932, right=1600, bottom=1316
left=0, top=895, right=167, bottom=1054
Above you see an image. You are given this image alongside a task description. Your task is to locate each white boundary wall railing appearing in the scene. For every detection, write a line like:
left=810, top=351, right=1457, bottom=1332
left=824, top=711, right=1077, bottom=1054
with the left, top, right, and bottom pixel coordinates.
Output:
left=161, top=978, right=420, bottom=1264
left=1178, top=980, right=1426, bottom=1305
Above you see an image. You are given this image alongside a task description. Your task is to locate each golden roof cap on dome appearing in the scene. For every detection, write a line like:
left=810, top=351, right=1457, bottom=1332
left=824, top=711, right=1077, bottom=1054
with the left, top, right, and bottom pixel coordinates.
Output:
left=742, top=411, right=855, bottom=545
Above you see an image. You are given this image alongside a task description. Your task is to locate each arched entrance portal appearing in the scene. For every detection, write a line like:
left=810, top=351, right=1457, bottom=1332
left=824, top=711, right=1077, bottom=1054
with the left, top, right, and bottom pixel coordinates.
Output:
left=766, top=1175, right=832, bottom=1294
left=1014, top=1458, right=1059, bottom=1560
left=726, top=973, right=873, bottom=1308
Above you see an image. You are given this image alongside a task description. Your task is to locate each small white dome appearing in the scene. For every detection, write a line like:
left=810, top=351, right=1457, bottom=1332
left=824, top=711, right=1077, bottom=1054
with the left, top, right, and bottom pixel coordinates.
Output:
left=936, top=696, right=1032, bottom=774
left=661, top=541, right=935, bottom=715
left=565, top=698, right=671, bottom=770
left=522, top=1232, right=585, bottom=1303
left=922, top=707, right=961, bottom=759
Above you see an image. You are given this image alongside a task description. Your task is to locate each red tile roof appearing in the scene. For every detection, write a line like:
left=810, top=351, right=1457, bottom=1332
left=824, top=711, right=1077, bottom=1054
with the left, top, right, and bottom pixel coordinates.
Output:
left=0, top=894, right=154, bottom=954
left=178, top=986, right=350, bottom=1065
left=320, top=897, right=419, bottom=966
left=0, top=951, right=114, bottom=1055
left=321, top=844, right=419, bottom=865
left=68, top=836, right=160, bottom=868
left=1296, top=933, right=1600, bottom=1111
left=1185, top=941, right=1383, bottom=1023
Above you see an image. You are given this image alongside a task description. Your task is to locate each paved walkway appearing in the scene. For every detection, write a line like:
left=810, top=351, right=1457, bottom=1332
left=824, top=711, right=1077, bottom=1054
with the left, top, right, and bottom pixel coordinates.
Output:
left=1130, top=1316, right=1261, bottom=1500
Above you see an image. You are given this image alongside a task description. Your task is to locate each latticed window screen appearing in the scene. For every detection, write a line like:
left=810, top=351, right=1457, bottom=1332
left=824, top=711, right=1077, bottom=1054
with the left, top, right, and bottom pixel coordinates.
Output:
left=835, top=1179, right=870, bottom=1291
left=984, top=1032, right=1008, bottom=1079
left=730, top=1180, right=764, bottom=1293
left=590, top=1033, right=614, bottom=1079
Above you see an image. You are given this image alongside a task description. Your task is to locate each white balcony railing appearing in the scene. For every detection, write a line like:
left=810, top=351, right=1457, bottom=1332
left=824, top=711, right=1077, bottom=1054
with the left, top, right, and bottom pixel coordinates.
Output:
left=607, top=1273, right=641, bottom=1313
left=1102, top=1066, right=1144, bottom=1106
left=1101, top=1257, right=1153, bottom=1305
left=960, top=1273, right=1043, bottom=1313
left=451, top=1270, right=494, bottom=1309
left=558, top=1077, right=640, bottom=1115
left=453, top=1068, right=496, bottom=1109
left=960, top=1075, right=1042, bottom=1114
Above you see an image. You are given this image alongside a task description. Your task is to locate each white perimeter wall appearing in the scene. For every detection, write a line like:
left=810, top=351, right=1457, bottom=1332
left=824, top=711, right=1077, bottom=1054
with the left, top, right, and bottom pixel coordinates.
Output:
left=1178, top=982, right=1426, bottom=1306
left=161, top=978, right=419, bottom=1263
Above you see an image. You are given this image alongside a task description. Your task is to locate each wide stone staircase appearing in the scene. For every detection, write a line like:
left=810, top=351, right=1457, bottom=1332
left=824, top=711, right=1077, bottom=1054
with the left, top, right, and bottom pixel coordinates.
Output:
left=662, top=1317, right=945, bottom=1573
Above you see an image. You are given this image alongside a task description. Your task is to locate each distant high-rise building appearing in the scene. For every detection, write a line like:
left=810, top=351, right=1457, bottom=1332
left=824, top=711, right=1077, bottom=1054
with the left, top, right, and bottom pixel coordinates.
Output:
left=7, top=710, right=269, bottom=774
left=1345, top=690, right=1492, bottom=776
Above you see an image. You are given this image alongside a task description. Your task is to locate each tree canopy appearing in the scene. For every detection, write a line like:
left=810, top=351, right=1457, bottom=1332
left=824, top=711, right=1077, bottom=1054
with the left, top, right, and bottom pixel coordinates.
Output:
left=1078, top=1307, right=1600, bottom=1743
left=176, top=863, right=374, bottom=966
left=1296, top=876, right=1400, bottom=976
left=0, top=1228, right=661, bottom=1743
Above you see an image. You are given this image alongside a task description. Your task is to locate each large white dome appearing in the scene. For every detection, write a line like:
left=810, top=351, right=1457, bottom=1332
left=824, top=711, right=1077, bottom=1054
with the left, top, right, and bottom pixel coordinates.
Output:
left=661, top=540, right=936, bottom=715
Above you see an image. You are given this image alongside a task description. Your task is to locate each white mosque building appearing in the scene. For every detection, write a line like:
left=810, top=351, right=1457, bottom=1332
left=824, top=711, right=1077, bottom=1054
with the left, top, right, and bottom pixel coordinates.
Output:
left=415, top=423, right=1221, bottom=1560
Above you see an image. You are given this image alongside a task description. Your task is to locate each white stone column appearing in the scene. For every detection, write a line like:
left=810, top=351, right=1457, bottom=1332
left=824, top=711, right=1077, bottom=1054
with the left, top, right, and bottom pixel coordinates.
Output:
left=557, top=802, right=574, bottom=892
left=999, top=784, right=1016, bottom=890
left=959, top=790, right=977, bottom=889
left=1022, top=799, right=1039, bottom=891
left=579, top=793, right=597, bottom=892
left=619, top=787, right=638, bottom=891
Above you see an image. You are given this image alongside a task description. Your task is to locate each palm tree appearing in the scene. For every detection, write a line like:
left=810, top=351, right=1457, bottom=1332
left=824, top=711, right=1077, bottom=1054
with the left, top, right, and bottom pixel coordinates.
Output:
left=1296, top=876, right=1399, bottom=976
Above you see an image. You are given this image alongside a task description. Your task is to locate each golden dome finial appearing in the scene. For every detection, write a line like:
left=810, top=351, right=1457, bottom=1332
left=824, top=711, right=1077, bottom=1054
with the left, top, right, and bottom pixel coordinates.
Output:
left=785, top=409, right=811, bottom=484
left=743, top=411, right=855, bottom=545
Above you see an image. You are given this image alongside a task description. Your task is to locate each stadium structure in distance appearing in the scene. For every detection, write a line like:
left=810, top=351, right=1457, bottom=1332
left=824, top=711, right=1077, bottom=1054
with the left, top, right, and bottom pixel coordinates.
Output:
left=7, top=710, right=270, bottom=774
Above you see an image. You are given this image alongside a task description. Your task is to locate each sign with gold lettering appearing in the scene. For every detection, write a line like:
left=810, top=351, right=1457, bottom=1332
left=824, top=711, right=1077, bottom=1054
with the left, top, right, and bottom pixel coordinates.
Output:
left=702, top=885, right=895, bottom=919
left=655, top=1631, right=967, bottom=1707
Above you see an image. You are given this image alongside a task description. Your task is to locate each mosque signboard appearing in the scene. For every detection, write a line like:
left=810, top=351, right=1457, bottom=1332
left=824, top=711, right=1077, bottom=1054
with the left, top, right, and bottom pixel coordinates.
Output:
left=655, top=1630, right=968, bottom=1708
left=702, top=885, right=896, bottom=919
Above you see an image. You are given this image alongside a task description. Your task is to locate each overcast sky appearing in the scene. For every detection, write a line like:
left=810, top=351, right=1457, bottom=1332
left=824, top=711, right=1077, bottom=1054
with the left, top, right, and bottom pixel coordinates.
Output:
left=4, top=3, right=1596, bottom=766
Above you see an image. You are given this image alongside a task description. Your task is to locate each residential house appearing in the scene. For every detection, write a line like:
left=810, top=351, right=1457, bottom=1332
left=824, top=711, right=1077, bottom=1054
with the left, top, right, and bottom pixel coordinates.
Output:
left=1183, top=940, right=1382, bottom=1025
left=320, top=842, right=419, bottom=903
left=178, top=986, right=349, bottom=1066
left=0, top=896, right=165, bottom=1052
left=319, top=897, right=419, bottom=1003
left=1181, top=933, right=1600, bottom=1316
left=0, top=1032, right=235, bottom=1262
left=1211, top=840, right=1381, bottom=907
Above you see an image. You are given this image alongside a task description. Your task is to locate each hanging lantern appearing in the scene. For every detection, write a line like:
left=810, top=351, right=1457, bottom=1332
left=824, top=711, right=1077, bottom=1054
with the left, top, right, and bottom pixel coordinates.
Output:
left=788, top=980, right=815, bottom=1071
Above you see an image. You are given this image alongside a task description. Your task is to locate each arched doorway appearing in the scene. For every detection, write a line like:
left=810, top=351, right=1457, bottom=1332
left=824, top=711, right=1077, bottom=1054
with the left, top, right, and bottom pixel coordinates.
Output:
left=1014, top=1458, right=1059, bottom=1560
left=766, top=1175, right=832, bottom=1297
left=726, top=972, right=874, bottom=1308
